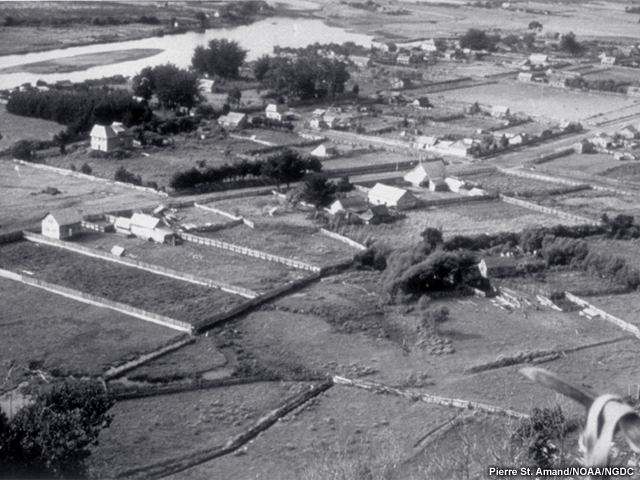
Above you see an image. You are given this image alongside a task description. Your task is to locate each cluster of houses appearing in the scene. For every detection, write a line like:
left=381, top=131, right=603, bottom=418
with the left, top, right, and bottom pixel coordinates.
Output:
left=574, top=124, right=640, bottom=160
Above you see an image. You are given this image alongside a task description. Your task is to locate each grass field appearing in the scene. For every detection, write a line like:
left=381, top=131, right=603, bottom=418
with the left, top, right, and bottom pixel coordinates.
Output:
left=73, top=231, right=304, bottom=293
left=0, top=109, right=63, bottom=152
left=0, top=241, right=246, bottom=324
left=0, top=160, right=159, bottom=234
left=539, top=189, right=640, bottom=219
left=544, top=152, right=618, bottom=176
left=0, top=276, right=179, bottom=394
left=464, top=172, right=573, bottom=196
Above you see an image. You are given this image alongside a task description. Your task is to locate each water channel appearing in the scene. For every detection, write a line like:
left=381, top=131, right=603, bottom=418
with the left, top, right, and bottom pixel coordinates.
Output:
left=0, top=16, right=376, bottom=90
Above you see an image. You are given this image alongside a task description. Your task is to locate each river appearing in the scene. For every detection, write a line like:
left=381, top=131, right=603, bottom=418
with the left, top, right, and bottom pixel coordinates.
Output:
left=0, top=16, right=375, bottom=90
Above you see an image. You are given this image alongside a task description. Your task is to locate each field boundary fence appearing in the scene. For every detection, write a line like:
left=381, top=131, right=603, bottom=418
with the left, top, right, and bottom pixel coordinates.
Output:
left=13, top=160, right=168, bottom=196
left=319, top=228, right=367, bottom=250
left=178, top=232, right=321, bottom=273
left=565, top=292, right=640, bottom=340
left=0, top=267, right=192, bottom=332
left=525, top=148, right=575, bottom=165
left=499, top=195, right=600, bottom=225
left=333, top=376, right=529, bottom=419
left=22, top=232, right=258, bottom=298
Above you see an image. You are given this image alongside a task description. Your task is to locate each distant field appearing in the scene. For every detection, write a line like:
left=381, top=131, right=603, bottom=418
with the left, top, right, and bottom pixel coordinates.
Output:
left=0, top=241, right=246, bottom=324
left=543, top=153, right=618, bottom=176
left=0, top=108, right=62, bottom=152
left=464, top=172, right=570, bottom=196
left=434, top=82, right=636, bottom=122
left=539, top=190, right=640, bottom=219
left=0, top=276, right=178, bottom=394
left=73, top=231, right=304, bottom=293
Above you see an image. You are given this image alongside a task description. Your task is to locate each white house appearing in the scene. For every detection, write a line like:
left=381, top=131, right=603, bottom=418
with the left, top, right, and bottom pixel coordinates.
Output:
left=217, top=112, right=248, bottom=128
left=41, top=210, right=83, bottom=240
left=130, top=213, right=175, bottom=243
left=265, top=103, right=290, bottom=121
left=310, top=144, right=338, bottom=158
left=328, top=197, right=369, bottom=215
left=368, top=183, right=417, bottom=210
left=90, top=122, right=133, bottom=152
left=404, top=161, right=447, bottom=191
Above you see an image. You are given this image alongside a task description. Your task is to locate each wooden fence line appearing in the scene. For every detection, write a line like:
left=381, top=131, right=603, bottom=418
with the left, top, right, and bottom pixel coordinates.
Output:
left=23, top=232, right=258, bottom=298
left=332, top=375, right=529, bottom=419
left=178, top=232, right=321, bottom=273
left=194, top=202, right=242, bottom=221
left=319, top=228, right=367, bottom=251
left=565, top=292, right=640, bottom=340
left=16, top=274, right=193, bottom=332
left=499, top=195, right=599, bottom=226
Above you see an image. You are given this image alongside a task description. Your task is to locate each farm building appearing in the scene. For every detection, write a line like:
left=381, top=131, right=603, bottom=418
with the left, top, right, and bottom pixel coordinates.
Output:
left=404, top=161, right=448, bottom=191
left=199, top=78, right=215, bottom=92
left=217, top=112, right=248, bottom=128
left=518, top=72, right=545, bottom=82
left=114, top=217, right=132, bottom=236
left=528, top=53, right=549, bottom=66
left=130, top=213, right=176, bottom=243
left=444, top=177, right=467, bottom=193
left=265, top=103, right=290, bottom=121
left=491, top=106, right=511, bottom=118
left=41, top=210, right=83, bottom=240
left=508, top=134, right=527, bottom=146
left=628, top=86, right=640, bottom=97
left=90, top=122, right=133, bottom=152
left=478, top=256, right=517, bottom=278
left=380, top=42, right=397, bottom=53
left=412, top=97, right=432, bottom=109
left=368, top=183, right=417, bottom=210
left=573, top=139, right=594, bottom=154
left=390, top=78, right=412, bottom=90
left=413, top=136, right=438, bottom=150
left=619, top=125, right=639, bottom=139
left=359, top=205, right=391, bottom=225
left=350, top=55, right=371, bottom=68
left=397, top=53, right=412, bottom=65
left=328, top=196, right=369, bottom=215
left=310, top=144, right=338, bottom=158
left=446, top=139, right=471, bottom=157
left=421, top=39, right=438, bottom=52
left=601, top=55, right=617, bottom=66
left=592, top=132, right=614, bottom=148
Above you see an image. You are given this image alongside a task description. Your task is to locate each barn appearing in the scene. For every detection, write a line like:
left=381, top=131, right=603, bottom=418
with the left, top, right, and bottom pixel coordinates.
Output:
left=130, top=213, right=175, bottom=243
left=41, top=210, right=83, bottom=240
left=368, top=183, right=417, bottom=210
left=478, top=256, right=517, bottom=278
left=217, top=112, right=248, bottom=128
left=328, top=196, right=369, bottom=215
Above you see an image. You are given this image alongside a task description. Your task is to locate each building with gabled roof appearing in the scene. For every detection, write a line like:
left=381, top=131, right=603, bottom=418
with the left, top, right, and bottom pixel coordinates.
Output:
left=404, top=161, right=447, bottom=190
left=619, top=125, right=639, bottom=139
left=217, top=112, right=248, bottom=128
left=328, top=196, right=369, bottom=215
left=528, top=53, right=549, bottom=66
left=413, top=136, right=438, bottom=150
left=359, top=204, right=390, bottom=224
left=265, top=103, right=290, bottom=121
left=478, top=256, right=517, bottom=278
left=491, top=106, right=511, bottom=118
left=42, top=210, right=83, bottom=239
left=310, top=144, right=338, bottom=158
left=129, top=213, right=175, bottom=243
left=368, top=183, right=417, bottom=210
left=412, top=97, right=432, bottom=109
left=90, top=122, right=133, bottom=152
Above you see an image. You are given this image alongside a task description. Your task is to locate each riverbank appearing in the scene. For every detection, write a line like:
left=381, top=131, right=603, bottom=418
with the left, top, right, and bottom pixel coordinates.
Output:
left=0, top=48, right=164, bottom=75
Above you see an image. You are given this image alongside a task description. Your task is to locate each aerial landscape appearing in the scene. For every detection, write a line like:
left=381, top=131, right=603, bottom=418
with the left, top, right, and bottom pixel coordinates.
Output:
left=3, top=0, right=640, bottom=479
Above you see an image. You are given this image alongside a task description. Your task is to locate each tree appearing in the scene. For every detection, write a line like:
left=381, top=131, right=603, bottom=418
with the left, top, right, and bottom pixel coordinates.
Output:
left=300, top=173, right=337, bottom=210
left=191, top=39, right=248, bottom=79
left=559, top=32, right=583, bottom=56
left=528, top=21, right=543, bottom=30
left=261, top=149, right=318, bottom=191
left=459, top=28, right=498, bottom=51
left=226, top=86, right=242, bottom=109
left=11, top=140, right=32, bottom=161
left=253, top=55, right=272, bottom=82
left=195, top=11, right=207, bottom=28
left=0, top=380, right=115, bottom=479
left=53, top=130, right=71, bottom=154
left=420, top=227, right=443, bottom=251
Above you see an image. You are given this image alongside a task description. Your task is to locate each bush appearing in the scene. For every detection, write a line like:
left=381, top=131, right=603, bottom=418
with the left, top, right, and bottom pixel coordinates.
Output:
left=513, top=406, right=567, bottom=469
left=114, top=166, right=142, bottom=186
left=80, top=163, right=92, bottom=175
left=11, top=140, right=33, bottom=161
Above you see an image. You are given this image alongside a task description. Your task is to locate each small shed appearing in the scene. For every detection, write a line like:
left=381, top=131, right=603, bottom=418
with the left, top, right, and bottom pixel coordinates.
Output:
left=412, top=97, right=432, bottom=109
left=41, top=210, right=83, bottom=240
left=217, top=112, right=248, bottom=128
left=265, top=103, right=290, bottom=121
left=601, top=55, right=617, bottom=66
left=478, top=256, right=517, bottom=278
left=368, top=183, right=417, bottom=210
left=359, top=204, right=390, bottom=225
left=390, top=78, right=412, bottom=90
left=328, top=197, right=369, bottom=215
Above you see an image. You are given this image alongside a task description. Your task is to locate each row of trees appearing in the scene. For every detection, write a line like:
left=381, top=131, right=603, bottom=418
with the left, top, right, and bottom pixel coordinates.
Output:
left=6, top=88, right=151, bottom=136
left=132, top=64, right=201, bottom=111
left=458, top=28, right=583, bottom=56
left=253, top=54, right=351, bottom=100
left=191, top=39, right=248, bottom=79
left=169, top=149, right=322, bottom=191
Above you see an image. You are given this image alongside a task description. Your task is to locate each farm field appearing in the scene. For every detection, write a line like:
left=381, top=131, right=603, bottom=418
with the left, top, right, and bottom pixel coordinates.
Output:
left=587, top=292, right=640, bottom=329
left=463, top=171, right=574, bottom=196
left=0, top=109, right=63, bottom=152
left=0, top=276, right=179, bottom=394
left=88, top=382, right=311, bottom=479
left=0, top=160, right=159, bottom=234
left=434, top=82, right=637, bottom=122
left=347, top=200, right=578, bottom=248
left=73, top=231, right=304, bottom=293
left=588, top=238, right=640, bottom=273
left=201, top=221, right=357, bottom=267
left=0, top=241, right=246, bottom=324
left=599, top=163, right=640, bottom=183
left=321, top=150, right=420, bottom=171
left=538, top=189, right=640, bottom=219
left=500, top=269, right=628, bottom=298
left=541, top=152, right=619, bottom=176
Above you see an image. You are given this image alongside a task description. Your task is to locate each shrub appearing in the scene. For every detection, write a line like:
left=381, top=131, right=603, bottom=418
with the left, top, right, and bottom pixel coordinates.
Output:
left=114, top=166, right=142, bottom=186
left=80, top=163, right=92, bottom=175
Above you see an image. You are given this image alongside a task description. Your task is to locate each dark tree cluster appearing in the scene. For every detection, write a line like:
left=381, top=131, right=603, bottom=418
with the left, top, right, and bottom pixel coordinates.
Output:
left=459, top=28, right=501, bottom=51
left=565, top=76, right=629, bottom=93
left=6, top=88, right=151, bottom=136
left=191, top=39, right=248, bottom=79
left=169, top=149, right=321, bottom=191
left=559, top=32, right=584, bottom=56
left=0, top=381, right=114, bottom=479
left=255, top=55, right=350, bottom=100
left=132, top=64, right=201, bottom=111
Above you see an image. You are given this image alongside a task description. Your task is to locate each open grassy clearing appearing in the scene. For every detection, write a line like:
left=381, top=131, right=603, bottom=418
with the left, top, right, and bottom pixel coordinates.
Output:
left=586, top=292, right=640, bottom=329
left=464, top=172, right=572, bottom=196
left=588, top=238, right=640, bottom=273
left=88, top=382, right=312, bottom=479
left=73, top=231, right=304, bottom=293
left=0, top=160, right=159, bottom=234
left=538, top=189, right=640, bottom=219
left=354, top=200, right=575, bottom=248
left=0, top=276, right=179, bottom=394
left=600, top=162, right=640, bottom=183
left=434, top=82, right=637, bottom=122
left=170, top=205, right=234, bottom=226
left=501, top=269, right=628, bottom=298
left=0, top=241, right=245, bottom=324
left=0, top=109, right=63, bottom=152
left=321, top=150, right=420, bottom=170
left=201, top=221, right=357, bottom=267
left=543, top=152, right=620, bottom=176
